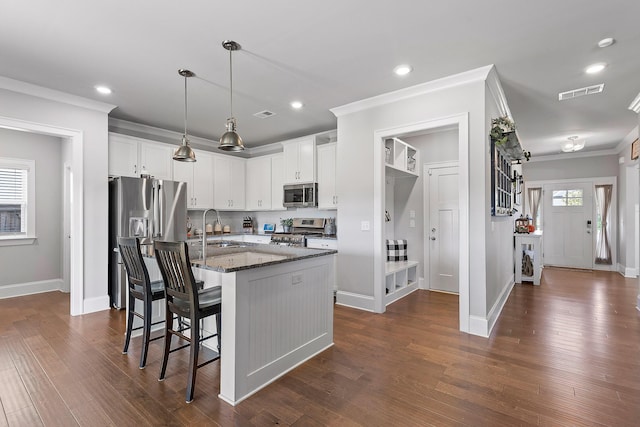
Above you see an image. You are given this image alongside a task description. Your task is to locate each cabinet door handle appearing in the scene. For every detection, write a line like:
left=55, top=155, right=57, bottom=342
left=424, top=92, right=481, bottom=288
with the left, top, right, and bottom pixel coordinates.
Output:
left=134, top=165, right=137, bottom=174
left=194, top=197, right=197, bottom=206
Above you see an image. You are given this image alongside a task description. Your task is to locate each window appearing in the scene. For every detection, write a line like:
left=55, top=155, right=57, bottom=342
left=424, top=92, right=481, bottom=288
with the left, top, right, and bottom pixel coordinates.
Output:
left=551, top=189, right=583, bottom=207
left=0, top=157, right=35, bottom=244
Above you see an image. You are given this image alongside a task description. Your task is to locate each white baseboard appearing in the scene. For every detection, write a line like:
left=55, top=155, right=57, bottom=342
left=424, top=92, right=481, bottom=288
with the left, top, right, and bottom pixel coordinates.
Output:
left=468, top=275, right=514, bottom=338
left=0, top=278, right=63, bottom=299
left=335, top=291, right=375, bottom=312
left=418, top=277, right=426, bottom=290
left=617, top=263, right=638, bottom=278
left=83, top=295, right=110, bottom=314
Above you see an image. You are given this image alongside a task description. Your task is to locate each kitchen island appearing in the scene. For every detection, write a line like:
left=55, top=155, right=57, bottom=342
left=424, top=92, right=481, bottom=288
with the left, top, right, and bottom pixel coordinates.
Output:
left=190, top=242, right=336, bottom=405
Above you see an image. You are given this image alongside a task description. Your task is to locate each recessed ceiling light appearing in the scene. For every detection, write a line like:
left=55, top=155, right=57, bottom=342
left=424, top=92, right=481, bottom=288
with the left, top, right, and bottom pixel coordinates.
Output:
left=585, top=63, right=607, bottom=74
left=393, top=65, right=413, bottom=76
left=597, top=37, right=615, bottom=48
left=290, top=101, right=303, bottom=109
left=95, top=85, right=112, bottom=95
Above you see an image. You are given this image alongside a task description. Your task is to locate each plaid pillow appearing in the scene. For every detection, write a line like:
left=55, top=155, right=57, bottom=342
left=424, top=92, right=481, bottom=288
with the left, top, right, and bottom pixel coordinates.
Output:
left=386, top=239, right=408, bottom=261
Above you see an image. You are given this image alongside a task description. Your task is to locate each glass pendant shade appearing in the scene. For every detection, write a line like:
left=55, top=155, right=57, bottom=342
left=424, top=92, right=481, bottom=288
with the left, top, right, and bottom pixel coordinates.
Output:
left=218, top=117, right=244, bottom=151
left=173, top=135, right=196, bottom=161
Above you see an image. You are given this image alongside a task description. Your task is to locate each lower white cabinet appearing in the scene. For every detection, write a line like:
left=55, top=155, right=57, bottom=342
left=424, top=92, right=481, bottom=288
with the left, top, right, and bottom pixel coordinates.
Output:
left=306, top=238, right=338, bottom=250
left=384, top=260, right=418, bottom=306
left=213, top=155, right=246, bottom=210
left=242, top=235, right=272, bottom=244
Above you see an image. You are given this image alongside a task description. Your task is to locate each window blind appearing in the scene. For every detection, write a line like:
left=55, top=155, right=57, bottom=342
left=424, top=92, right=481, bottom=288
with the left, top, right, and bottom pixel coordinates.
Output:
left=0, top=167, right=27, bottom=204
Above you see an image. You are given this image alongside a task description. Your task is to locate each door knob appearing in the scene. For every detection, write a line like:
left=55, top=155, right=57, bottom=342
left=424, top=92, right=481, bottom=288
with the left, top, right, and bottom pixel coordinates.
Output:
left=430, top=237, right=436, bottom=241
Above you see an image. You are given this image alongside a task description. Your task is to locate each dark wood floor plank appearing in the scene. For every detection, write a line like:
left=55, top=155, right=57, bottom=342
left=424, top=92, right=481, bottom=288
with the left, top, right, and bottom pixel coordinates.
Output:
left=1, top=268, right=639, bottom=425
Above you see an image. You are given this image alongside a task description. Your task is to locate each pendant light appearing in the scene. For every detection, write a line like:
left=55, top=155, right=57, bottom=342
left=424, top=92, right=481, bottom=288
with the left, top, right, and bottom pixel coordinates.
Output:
left=218, top=40, right=245, bottom=151
left=173, top=69, right=197, bottom=162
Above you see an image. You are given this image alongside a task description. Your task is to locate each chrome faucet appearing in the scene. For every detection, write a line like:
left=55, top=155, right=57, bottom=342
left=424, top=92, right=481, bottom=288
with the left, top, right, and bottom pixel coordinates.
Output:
left=202, top=208, right=221, bottom=260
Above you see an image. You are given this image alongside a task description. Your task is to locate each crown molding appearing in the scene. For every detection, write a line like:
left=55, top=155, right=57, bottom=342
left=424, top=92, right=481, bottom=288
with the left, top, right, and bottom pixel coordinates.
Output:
left=527, top=148, right=618, bottom=163
left=0, top=75, right=116, bottom=114
left=629, top=91, right=640, bottom=113
left=485, top=65, right=511, bottom=119
left=330, top=65, right=494, bottom=117
left=108, top=118, right=285, bottom=157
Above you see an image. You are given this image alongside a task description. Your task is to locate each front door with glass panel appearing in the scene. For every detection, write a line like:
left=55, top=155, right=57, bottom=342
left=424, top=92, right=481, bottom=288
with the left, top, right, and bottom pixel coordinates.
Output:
left=543, top=182, right=593, bottom=269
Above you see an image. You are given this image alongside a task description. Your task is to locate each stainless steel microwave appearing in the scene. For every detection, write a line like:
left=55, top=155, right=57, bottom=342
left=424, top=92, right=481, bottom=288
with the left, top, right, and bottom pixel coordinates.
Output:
left=283, top=183, right=317, bottom=208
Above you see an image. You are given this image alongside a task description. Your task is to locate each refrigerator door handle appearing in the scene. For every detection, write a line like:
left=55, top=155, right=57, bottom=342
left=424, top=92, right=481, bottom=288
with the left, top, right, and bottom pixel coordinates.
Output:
left=153, top=181, right=163, bottom=238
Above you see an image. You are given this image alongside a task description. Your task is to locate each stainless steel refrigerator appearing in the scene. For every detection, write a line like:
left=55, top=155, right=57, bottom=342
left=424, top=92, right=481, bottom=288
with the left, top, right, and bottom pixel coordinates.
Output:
left=108, top=176, right=187, bottom=309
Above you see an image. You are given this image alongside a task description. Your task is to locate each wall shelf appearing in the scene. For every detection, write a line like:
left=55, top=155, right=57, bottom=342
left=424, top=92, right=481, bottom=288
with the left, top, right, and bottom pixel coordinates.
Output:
left=385, top=138, right=419, bottom=178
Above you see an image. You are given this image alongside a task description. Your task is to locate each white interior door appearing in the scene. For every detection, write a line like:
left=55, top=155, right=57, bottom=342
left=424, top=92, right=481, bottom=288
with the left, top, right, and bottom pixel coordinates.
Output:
left=543, top=182, right=593, bottom=269
left=427, top=165, right=459, bottom=293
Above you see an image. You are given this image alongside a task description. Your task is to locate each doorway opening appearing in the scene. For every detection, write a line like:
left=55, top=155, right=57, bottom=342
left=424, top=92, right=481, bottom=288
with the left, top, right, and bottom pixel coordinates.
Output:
left=373, top=113, right=470, bottom=333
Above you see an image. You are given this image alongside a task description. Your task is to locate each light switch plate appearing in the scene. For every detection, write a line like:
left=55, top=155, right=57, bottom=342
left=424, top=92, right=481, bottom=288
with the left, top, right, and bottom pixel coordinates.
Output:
left=361, top=221, right=370, bottom=231
left=409, top=219, right=415, bottom=228
left=409, top=210, right=415, bottom=218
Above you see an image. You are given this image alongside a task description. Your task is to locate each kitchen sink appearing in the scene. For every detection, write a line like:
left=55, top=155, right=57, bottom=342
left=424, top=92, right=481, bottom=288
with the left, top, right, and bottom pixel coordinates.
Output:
left=207, top=241, right=247, bottom=248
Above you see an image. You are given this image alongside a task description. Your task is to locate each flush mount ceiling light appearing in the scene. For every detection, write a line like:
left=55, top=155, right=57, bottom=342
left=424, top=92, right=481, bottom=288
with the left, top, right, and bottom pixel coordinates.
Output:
left=95, top=85, right=112, bottom=95
left=393, top=64, right=413, bottom=76
left=173, top=69, right=196, bottom=162
left=290, top=101, right=303, bottom=109
left=218, top=40, right=244, bottom=152
left=562, top=136, right=586, bottom=153
left=597, top=37, right=615, bottom=48
left=585, top=63, right=607, bottom=74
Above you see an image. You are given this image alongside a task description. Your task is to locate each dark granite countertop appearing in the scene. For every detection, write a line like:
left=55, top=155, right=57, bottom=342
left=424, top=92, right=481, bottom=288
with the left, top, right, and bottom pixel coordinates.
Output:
left=190, top=241, right=337, bottom=273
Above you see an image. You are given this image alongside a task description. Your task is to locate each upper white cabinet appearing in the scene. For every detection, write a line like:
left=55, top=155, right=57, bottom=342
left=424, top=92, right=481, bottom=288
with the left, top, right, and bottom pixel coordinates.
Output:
left=173, top=151, right=213, bottom=209
left=317, top=143, right=337, bottom=209
left=246, top=156, right=272, bottom=210
left=384, top=137, right=419, bottom=178
left=213, top=155, right=246, bottom=210
left=108, top=133, right=174, bottom=180
left=270, top=154, right=286, bottom=211
left=282, top=136, right=316, bottom=183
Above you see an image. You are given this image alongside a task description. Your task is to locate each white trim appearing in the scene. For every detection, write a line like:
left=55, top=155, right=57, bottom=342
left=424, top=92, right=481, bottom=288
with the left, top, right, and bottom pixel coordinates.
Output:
left=0, top=75, right=115, bottom=113
left=0, top=237, right=36, bottom=246
left=331, top=65, right=493, bottom=117
left=486, top=276, right=514, bottom=336
left=629, top=92, right=640, bottom=113
left=485, top=66, right=512, bottom=119
left=0, top=279, right=63, bottom=299
left=335, top=291, right=376, bottom=312
left=528, top=149, right=619, bottom=163
left=83, top=295, right=110, bottom=314
left=373, top=112, right=470, bottom=333
left=468, top=315, right=488, bottom=337
left=0, top=116, right=85, bottom=316
left=618, top=264, right=638, bottom=278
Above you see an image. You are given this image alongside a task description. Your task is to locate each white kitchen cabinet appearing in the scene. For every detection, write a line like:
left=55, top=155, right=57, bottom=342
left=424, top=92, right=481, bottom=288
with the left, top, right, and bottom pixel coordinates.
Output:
left=306, top=238, right=338, bottom=250
left=242, top=234, right=272, bottom=244
left=271, top=154, right=286, bottom=211
left=317, top=143, right=337, bottom=209
left=384, top=261, right=419, bottom=306
left=282, top=136, right=316, bottom=183
left=173, top=151, right=213, bottom=209
left=246, top=156, right=272, bottom=210
left=108, top=133, right=173, bottom=180
left=213, top=155, right=246, bottom=210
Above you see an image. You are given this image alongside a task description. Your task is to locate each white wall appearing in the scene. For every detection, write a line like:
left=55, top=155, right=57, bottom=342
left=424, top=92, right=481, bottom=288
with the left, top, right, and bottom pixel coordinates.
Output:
left=0, top=128, right=62, bottom=287
left=523, top=155, right=620, bottom=181
left=615, top=126, right=639, bottom=277
left=0, top=83, right=113, bottom=312
left=332, top=66, right=503, bottom=336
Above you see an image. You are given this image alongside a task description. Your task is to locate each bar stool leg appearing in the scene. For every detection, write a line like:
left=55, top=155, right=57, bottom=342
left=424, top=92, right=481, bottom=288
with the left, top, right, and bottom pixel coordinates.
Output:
left=139, top=296, right=153, bottom=369
left=122, top=293, right=135, bottom=355
left=185, top=316, right=200, bottom=403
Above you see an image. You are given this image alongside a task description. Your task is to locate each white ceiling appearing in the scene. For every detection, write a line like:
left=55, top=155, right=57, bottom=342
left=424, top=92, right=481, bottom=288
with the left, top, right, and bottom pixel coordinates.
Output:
left=2, top=1, right=639, bottom=156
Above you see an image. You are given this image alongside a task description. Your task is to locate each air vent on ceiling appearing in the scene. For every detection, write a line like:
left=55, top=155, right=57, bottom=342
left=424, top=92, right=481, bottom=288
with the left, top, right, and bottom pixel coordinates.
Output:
left=253, top=110, right=277, bottom=119
left=558, top=83, right=604, bottom=101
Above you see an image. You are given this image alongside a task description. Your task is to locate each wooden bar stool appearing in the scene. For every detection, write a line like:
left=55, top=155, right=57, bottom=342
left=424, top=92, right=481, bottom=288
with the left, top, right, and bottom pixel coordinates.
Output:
left=118, top=237, right=166, bottom=369
left=153, top=240, right=221, bottom=403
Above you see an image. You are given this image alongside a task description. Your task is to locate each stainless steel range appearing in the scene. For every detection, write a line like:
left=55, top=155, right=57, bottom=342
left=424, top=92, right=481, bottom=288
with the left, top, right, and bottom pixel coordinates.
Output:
left=270, top=218, right=325, bottom=247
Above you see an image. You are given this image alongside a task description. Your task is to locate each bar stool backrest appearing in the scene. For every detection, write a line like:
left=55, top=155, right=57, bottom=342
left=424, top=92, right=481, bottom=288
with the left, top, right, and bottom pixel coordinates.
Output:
left=118, top=237, right=151, bottom=298
left=153, top=241, right=200, bottom=315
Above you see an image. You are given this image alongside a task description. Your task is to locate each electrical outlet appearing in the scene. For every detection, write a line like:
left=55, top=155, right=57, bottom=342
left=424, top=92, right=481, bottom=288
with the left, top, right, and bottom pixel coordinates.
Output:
left=361, top=221, right=370, bottom=231
left=409, top=219, right=415, bottom=228
left=409, top=210, right=415, bottom=218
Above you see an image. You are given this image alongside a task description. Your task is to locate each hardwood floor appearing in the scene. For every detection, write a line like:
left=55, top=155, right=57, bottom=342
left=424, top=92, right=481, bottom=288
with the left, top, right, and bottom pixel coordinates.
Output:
left=1, top=267, right=639, bottom=426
